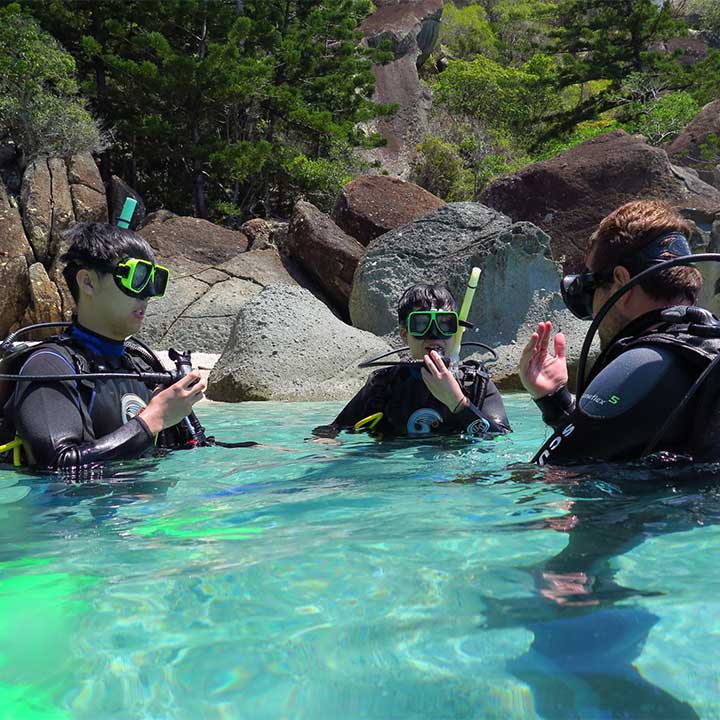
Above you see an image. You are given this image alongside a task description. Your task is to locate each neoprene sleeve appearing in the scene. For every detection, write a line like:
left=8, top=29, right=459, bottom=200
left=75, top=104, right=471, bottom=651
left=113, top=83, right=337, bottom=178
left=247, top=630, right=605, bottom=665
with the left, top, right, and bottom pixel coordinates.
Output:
left=533, top=345, right=697, bottom=465
left=9, top=349, right=155, bottom=469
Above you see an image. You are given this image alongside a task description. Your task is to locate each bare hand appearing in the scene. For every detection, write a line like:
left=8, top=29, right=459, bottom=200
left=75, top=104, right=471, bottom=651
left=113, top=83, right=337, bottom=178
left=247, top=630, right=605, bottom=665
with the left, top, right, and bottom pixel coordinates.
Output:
left=420, top=351, right=468, bottom=412
left=518, top=321, right=568, bottom=399
left=140, top=371, right=207, bottom=434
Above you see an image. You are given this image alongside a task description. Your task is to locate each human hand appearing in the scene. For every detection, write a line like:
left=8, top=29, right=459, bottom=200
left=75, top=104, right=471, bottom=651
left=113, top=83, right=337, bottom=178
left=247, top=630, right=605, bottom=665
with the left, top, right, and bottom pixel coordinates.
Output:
left=518, top=321, right=568, bottom=399
left=420, top=350, right=468, bottom=413
left=140, top=371, right=207, bottom=434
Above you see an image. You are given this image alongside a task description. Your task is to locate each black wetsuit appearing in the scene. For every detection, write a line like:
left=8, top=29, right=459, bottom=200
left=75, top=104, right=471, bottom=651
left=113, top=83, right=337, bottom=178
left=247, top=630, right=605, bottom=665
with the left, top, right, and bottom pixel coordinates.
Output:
left=313, top=360, right=510, bottom=439
left=533, top=306, right=720, bottom=465
left=2, top=323, right=184, bottom=471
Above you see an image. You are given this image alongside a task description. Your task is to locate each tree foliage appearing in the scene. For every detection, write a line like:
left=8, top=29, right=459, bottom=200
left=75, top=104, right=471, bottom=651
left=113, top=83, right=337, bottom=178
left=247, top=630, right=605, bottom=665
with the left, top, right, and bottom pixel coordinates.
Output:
left=0, top=4, right=103, bottom=162
left=16, top=0, right=389, bottom=218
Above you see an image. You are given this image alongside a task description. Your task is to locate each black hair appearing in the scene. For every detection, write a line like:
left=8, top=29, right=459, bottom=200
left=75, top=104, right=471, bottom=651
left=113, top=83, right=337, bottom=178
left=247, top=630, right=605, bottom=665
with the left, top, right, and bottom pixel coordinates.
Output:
left=397, top=283, right=457, bottom=325
left=61, top=223, right=156, bottom=302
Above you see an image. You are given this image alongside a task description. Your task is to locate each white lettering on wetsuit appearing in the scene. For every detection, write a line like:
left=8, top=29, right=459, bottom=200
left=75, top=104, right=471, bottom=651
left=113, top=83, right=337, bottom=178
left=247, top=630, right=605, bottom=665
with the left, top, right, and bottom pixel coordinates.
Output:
left=536, top=423, right=576, bottom=466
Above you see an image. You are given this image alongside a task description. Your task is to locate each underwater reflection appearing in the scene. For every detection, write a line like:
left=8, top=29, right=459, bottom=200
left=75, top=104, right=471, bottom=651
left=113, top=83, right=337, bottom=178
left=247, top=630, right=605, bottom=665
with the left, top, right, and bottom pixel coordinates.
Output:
left=481, top=460, right=720, bottom=720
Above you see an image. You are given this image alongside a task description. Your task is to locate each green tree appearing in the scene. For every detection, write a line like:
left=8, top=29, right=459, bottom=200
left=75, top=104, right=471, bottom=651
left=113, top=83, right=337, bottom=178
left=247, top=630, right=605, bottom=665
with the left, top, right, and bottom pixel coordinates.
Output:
left=542, top=0, right=687, bottom=140
left=491, top=0, right=557, bottom=65
left=434, top=53, right=558, bottom=138
left=623, top=90, right=699, bottom=144
left=439, top=2, right=498, bottom=61
left=0, top=5, right=102, bottom=164
left=20, top=0, right=389, bottom=218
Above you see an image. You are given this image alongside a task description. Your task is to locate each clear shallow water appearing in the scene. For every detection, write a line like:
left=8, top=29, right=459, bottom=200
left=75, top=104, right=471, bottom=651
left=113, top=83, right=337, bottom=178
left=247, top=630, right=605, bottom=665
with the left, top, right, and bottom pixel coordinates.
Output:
left=0, top=395, right=719, bottom=720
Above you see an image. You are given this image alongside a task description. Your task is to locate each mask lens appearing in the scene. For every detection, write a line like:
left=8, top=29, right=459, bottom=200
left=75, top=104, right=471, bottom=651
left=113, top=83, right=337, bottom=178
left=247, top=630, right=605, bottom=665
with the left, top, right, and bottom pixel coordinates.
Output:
left=561, top=273, right=595, bottom=321
left=149, top=265, right=170, bottom=297
left=435, top=311, right=459, bottom=336
left=129, top=260, right=152, bottom=292
left=408, top=312, right=433, bottom=337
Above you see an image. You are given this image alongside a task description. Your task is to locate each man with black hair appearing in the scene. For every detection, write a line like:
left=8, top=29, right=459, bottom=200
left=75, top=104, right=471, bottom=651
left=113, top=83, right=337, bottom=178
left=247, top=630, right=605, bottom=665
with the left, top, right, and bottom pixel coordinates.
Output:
left=313, top=282, right=510, bottom=439
left=1, top=223, right=206, bottom=472
left=520, top=199, right=720, bottom=465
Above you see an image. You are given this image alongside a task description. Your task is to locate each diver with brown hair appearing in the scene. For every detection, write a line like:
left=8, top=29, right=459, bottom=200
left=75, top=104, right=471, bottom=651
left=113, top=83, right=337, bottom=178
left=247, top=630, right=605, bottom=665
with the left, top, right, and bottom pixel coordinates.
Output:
left=520, top=199, right=720, bottom=465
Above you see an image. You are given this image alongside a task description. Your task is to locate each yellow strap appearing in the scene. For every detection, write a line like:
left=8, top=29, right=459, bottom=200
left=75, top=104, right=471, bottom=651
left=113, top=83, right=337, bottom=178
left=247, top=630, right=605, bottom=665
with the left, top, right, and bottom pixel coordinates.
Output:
left=353, top=412, right=383, bottom=432
left=0, top=437, right=24, bottom=467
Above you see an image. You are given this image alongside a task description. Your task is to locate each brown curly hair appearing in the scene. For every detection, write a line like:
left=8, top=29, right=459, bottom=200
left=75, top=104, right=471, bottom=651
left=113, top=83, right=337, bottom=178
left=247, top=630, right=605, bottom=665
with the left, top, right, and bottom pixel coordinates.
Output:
left=588, top=200, right=701, bottom=303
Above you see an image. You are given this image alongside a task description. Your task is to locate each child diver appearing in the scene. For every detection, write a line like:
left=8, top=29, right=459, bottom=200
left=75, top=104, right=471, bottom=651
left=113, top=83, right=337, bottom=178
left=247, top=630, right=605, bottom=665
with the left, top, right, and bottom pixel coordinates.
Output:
left=312, top=283, right=510, bottom=439
left=0, top=223, right=207, bottom=472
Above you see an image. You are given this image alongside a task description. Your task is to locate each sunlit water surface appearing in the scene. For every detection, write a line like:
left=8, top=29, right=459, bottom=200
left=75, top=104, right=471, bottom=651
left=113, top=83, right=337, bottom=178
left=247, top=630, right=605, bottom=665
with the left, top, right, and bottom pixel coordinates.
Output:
left=0, top=395, right=719, bottom=720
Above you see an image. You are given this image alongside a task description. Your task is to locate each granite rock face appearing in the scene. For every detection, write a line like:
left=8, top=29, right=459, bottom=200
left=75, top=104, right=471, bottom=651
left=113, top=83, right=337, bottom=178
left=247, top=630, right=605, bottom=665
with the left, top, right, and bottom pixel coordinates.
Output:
left=207, top=284, right=393, bottom=401
left=332, top=174, right=445, bottom=246
left=140, top=247, right=300, bottom=353
left=350, top=202, right=593, bottom=387
left=359, top=0, right=443, bottom=177
left=480, top=130, right=720, bottom=270
left=285, top=201, right=364, bottom=318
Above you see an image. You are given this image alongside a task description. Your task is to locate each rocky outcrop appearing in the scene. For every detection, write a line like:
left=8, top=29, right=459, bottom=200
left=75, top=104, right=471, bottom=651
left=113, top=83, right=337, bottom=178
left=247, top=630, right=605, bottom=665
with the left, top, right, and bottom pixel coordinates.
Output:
left=667, top=100, right=720, bottom=190
left=332, top=174, right=445, bottom=245
left=240, top=218, right=273, bottom=250
left=480, top=130, right=720, bottom=270
left=207, top=284, right=393, bottom=401
left=21, top=262, right=63, bottom=331
left=360, top=0, right=443, bottom=177
left=20, top=159, right=52, bottom=263
left=140, top=247, right=300, bottom=353
left=350, top=202, right=593, bottom=387
left=2, top=154, right=115, bottom=333
left=285, top=201, right=364, bottom=317
left=68, top=153, right=108, bottom=224
left=140, top=211, right=249, bottom=269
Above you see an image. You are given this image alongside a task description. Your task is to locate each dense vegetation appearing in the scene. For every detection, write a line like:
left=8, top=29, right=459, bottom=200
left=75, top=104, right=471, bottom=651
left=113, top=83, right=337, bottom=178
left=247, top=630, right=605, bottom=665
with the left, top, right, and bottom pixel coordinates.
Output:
left=1, top=0, right=718, bottom=216
left=416, top=0, right=720, bottom=200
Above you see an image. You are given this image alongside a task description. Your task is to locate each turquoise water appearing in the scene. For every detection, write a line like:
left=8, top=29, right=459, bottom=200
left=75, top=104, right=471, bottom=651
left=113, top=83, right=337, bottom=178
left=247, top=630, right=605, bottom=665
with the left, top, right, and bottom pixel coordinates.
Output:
left=0, top=394, right=719, bottom=720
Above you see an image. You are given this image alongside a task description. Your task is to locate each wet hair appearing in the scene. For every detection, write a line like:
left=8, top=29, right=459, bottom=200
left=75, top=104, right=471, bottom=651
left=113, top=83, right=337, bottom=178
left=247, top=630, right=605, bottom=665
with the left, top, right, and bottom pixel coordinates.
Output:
left=397, top=283, right=457, bottom=325
left=588, top=200, right=701, bottom=303
left=61, top=223, right=156, bottom=302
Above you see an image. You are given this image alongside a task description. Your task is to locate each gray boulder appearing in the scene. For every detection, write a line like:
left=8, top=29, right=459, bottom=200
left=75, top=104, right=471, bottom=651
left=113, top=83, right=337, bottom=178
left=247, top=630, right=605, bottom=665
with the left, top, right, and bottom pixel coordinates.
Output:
left=350, top=202, right=594, bottom=387
left=140, top=247, right=300, bottom=353
left=207, top=284, right=393, bottom=401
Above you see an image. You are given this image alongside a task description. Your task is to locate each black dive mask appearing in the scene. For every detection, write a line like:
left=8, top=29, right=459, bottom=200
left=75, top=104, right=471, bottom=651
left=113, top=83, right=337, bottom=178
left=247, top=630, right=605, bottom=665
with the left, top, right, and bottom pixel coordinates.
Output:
left=560, top=231, right=693, bottom=321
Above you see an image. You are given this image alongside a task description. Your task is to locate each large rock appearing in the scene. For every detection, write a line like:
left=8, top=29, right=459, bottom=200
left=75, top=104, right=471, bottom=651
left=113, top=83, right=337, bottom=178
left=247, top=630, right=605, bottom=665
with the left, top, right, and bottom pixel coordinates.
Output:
left=207, top=284, right=394, bottom=401
left=21, top=262, right=63, bottom=330
left=47, top=159, right=77, bottom=320
left=0, top=256, right=30, bottom=337
left=0, top=179, right=33, bottom=332
left=0, top=181, right=34, bottom=263
left=667, top=99, right=720, bottom=189
left=20, top=158, right=52, bottom=262
left=285, top=201, right=364, bottom=317
left=359, top=0, right=443, bottom=176
left=479, top=130, right=720, bottom=270
left=140, top=247, right=299, bottom=353
left=140, top=211, right=249, bottom=268
left=349, top=202, right=593, bottom=387
left=67, top=153, right=108, bottom=223
left=332, top=175, right=445, bottom=245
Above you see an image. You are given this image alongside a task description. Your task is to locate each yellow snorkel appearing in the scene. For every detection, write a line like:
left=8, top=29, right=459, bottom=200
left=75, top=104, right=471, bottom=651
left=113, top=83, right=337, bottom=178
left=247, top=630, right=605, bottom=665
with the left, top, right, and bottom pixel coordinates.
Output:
left=449, top=267, right=481, bottom=368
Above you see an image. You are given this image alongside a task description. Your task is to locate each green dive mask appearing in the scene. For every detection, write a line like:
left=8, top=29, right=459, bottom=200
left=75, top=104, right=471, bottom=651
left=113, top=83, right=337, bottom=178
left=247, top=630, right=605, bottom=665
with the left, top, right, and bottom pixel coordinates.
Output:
left=107, top=258, right=170, bottom=299
left=407, top=310, right=459, bottom=338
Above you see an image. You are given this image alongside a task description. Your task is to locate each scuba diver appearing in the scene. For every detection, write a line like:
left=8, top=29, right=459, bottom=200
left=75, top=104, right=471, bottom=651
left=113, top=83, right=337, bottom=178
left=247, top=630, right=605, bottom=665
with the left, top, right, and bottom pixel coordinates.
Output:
left=312, top=282, right=511, bottom=439
left=520, top=199, right=720, bottom=465
left=0, top=222, right=207, bottom=473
